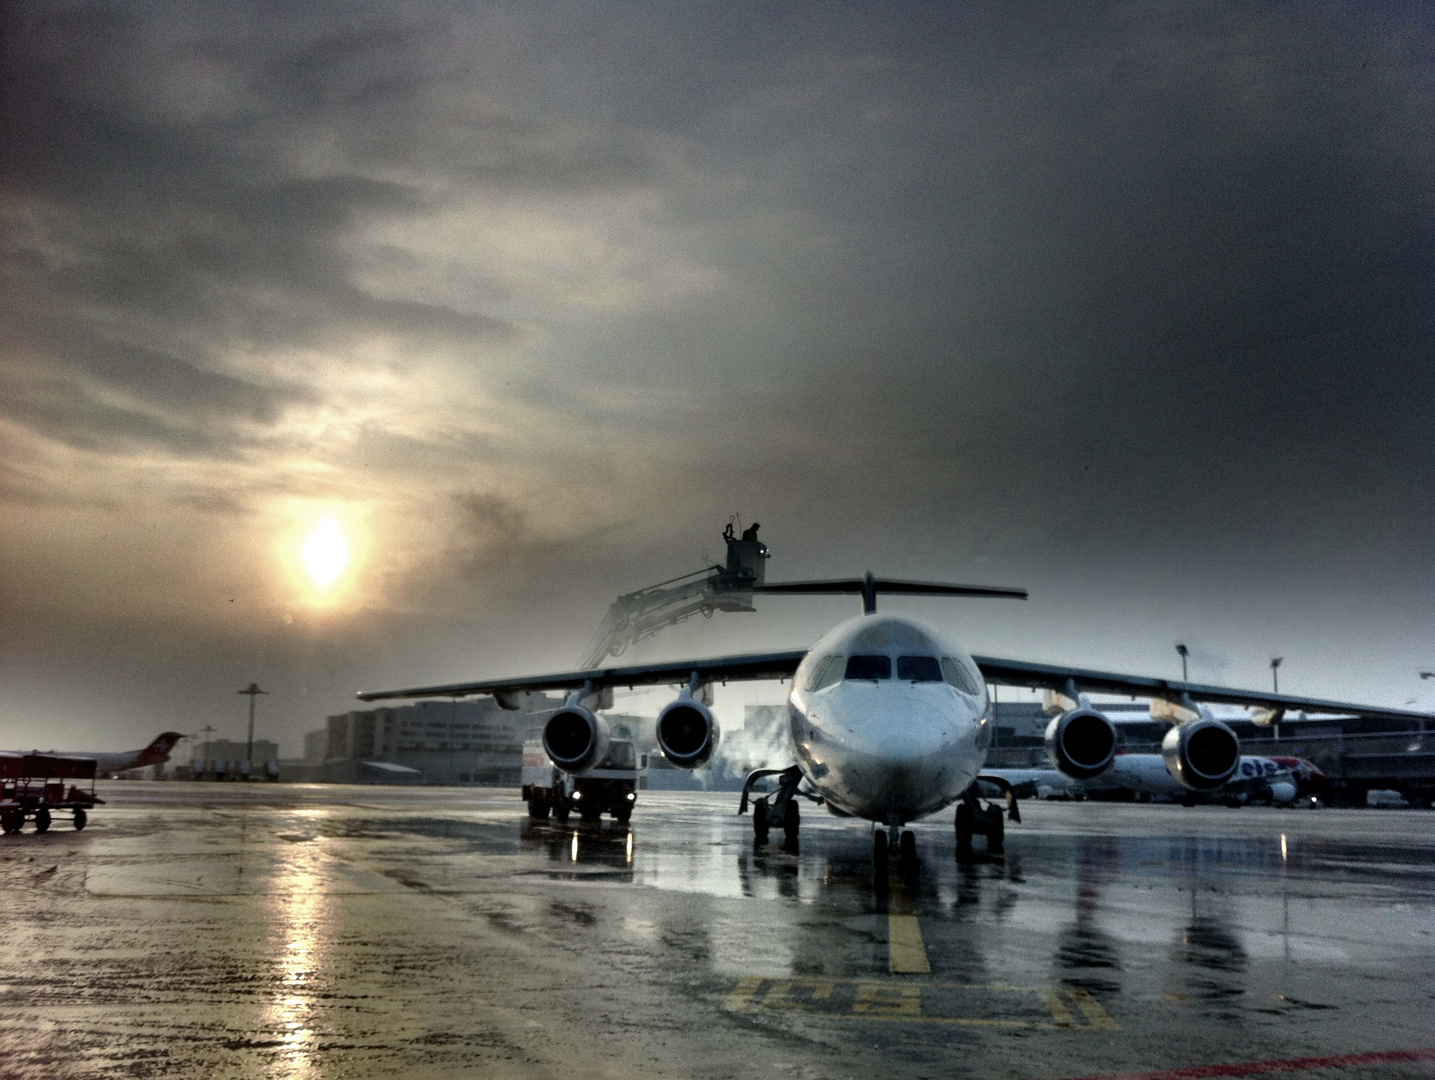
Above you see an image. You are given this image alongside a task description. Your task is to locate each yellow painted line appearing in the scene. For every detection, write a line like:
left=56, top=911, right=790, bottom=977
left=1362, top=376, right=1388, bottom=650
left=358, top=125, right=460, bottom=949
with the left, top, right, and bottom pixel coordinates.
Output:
left=1064, top=986, right=1121, bottom=1030
left=722, top=974, right=764, bottom=1012
left=1040, top=989, right=1077, bottom=1025
left=885, top=878, right=931, bottom=974
left=888, top=914, right=931, bottom=973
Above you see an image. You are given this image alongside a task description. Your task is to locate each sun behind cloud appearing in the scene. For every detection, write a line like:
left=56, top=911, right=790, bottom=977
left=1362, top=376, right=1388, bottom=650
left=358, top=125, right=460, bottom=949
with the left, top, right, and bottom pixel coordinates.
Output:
left=303, top=518, right=348, bottom=588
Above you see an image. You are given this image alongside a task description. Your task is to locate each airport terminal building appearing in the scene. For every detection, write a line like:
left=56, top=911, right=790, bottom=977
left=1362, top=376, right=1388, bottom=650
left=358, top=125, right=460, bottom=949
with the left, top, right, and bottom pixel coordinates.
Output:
left=300, top=695, right=564, bottom=785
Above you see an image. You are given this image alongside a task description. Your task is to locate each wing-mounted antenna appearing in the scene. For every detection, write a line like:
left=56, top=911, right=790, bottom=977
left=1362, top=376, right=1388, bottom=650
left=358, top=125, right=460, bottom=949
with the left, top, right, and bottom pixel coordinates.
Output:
left=755, top=570, right=1027, bottom=614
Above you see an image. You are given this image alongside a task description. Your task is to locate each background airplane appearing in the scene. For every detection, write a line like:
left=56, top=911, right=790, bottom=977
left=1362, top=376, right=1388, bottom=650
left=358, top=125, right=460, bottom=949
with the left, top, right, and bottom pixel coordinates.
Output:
left=983, top=753, right=1325, bottom=807
left=6, top=732, right=184, bottom=777
left=359, top=550, right=1425, bottom=869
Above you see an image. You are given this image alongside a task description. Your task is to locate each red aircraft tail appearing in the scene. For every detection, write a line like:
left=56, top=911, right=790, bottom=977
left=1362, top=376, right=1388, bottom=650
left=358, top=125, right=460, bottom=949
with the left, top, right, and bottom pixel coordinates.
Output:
left=135, top=732, right=183, bottom=767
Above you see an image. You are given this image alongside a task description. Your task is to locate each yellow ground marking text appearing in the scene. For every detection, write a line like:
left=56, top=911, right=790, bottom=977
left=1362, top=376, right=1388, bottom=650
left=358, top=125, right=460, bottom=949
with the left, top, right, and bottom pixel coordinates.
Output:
left=724, top=977, right=1120, bottom=1029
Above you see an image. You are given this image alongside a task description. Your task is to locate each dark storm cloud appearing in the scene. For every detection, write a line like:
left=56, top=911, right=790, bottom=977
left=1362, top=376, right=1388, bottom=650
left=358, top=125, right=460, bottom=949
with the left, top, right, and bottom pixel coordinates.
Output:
left=0, top=1, right=541, bottom=471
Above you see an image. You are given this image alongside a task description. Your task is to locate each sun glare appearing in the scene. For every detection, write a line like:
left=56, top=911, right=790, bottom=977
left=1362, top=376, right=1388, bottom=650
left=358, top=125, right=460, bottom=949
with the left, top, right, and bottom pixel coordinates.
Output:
left=303, top=518, right=348, bottom=588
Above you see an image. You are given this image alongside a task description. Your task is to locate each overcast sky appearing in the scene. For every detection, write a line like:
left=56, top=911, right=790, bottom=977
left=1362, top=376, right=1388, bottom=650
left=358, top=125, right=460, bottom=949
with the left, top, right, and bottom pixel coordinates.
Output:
left=2, top=1, right=1433, bottom=755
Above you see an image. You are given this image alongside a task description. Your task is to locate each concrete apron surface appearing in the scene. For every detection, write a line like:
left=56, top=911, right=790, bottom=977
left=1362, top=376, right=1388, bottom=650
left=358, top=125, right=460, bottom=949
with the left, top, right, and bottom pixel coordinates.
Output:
left=1, top=784, right=1433, bottom=1080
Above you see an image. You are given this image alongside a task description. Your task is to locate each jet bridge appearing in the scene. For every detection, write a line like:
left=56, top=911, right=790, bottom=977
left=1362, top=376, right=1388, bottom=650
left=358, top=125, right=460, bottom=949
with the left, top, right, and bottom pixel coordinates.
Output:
left=581, top=525, right=770, bottom=669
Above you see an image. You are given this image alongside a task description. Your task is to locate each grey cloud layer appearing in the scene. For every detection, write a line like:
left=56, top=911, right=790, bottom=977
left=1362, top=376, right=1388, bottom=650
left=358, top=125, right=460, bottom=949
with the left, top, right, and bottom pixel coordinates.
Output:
left=1, top=1, right=1433, bottom=747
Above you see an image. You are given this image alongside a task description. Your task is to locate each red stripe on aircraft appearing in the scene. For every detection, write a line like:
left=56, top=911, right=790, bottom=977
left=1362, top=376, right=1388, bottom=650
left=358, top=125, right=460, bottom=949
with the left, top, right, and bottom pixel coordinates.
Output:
left=1050, top=1047, right=1435, bottom=1080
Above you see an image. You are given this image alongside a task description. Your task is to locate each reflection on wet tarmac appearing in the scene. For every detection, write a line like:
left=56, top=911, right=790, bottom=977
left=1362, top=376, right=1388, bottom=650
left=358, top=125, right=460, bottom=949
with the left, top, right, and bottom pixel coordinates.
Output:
left=263, top=839, right=330, bottom=1079
left=3, top=786, right=1435, bottom=1079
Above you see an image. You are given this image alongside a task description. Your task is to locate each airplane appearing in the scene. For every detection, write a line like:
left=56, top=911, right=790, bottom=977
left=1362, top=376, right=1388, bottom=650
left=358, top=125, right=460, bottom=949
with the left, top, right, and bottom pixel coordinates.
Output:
left=983, top=753, right=1325, bottom=807
left=358, top=543, right=1429, bottom=868
left=8, top=732, right=185, bottom=777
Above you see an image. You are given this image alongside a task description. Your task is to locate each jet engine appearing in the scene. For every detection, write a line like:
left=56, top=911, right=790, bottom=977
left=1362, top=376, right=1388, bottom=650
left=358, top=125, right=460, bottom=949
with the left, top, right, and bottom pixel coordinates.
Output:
left=1161, top=718, right=1240, bottom=791
left=655, top=692, right=721, bottom=769
left=542, top=703, right=610, bottom=774
left=1045, top=707, right=1118, bottom=781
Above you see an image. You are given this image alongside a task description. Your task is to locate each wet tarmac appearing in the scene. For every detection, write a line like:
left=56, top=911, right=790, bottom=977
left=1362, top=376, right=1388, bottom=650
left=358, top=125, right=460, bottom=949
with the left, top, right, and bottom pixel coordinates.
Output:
left=2, top=783, right=1433, bottom=1080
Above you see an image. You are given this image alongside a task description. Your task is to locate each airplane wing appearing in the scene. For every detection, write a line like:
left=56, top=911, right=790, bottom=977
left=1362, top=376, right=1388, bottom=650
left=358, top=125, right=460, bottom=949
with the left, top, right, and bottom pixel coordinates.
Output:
left=356, top=649, right=809, bottom=702
left=971, top=655, right=1431, bottom=723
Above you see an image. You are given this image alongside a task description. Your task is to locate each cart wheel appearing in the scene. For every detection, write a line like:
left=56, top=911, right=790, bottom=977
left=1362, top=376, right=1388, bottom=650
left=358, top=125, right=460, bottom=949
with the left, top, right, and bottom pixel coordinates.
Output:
left=1, top=810, right=20, bottom=834
left=73, top=808, right=88, bottom=831
left=34, top=807, right=51, bottom=833
left=615, top=803, right=632, bottom=824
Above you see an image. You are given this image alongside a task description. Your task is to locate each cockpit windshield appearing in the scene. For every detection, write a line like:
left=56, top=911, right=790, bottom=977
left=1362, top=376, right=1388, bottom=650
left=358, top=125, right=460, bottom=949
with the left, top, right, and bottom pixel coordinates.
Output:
left=896, top=656, right=942, bottom=682
left=845, top=655, right=891, bottom=681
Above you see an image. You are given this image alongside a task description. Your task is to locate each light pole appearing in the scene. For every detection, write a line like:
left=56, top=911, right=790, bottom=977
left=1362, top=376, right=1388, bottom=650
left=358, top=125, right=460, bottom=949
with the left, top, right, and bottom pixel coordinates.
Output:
left=237, top=683, right=268, bottom=771
left=1270, top=657, right=1283, bottom=695
left=1175, top=644, right=1189, bottom=682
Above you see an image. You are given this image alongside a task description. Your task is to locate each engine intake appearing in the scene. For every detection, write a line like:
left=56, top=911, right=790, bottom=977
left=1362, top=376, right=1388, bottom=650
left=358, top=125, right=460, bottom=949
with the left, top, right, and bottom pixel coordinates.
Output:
left=656, top=695, right=720, bottom=769
left=1045, top=708, right=1118, bottom=781
left=543, top=705, right=610, bottom=774
left=1161, top=718, right=1240, bottom=791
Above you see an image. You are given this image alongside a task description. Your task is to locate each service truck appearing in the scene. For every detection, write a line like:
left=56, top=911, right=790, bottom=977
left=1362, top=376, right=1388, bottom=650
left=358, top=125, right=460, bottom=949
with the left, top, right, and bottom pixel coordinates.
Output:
left=522, top=739, right=643, bottom=823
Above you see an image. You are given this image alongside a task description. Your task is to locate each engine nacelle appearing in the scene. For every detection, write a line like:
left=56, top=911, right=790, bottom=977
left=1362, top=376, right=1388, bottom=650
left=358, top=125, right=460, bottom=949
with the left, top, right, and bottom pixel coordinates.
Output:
left=543, top=705, right=610, bottom=774
left=655, top=694, right=720, bottom=769
left=1045, top=708, right=1118, bottom=781
left=1161, top=718, right=1240, bottom=791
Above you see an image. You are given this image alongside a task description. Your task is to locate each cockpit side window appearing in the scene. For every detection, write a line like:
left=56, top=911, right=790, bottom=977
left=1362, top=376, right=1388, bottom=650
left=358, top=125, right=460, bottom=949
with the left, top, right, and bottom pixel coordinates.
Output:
left=941, top=657, right=981, bottom=695
left=805, top=655, right=845, bottom=692
left=845, top=655, right=892, bottom=681
left=896, top=656, right=943, bottom=682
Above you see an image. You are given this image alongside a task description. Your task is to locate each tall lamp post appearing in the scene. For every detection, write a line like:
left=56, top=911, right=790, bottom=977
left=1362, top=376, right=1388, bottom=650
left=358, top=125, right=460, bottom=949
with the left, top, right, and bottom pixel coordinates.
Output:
left=1270, top=657, right=1283, bottom=695
left=238, top=683, right=268, bottom=771
left=1175, top=643, right=1189, bottom=682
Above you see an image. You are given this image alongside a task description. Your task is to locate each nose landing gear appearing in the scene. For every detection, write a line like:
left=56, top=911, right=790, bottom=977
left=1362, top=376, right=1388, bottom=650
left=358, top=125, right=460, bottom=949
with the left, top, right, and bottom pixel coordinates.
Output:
left=873, top=818, right=919, bottom=873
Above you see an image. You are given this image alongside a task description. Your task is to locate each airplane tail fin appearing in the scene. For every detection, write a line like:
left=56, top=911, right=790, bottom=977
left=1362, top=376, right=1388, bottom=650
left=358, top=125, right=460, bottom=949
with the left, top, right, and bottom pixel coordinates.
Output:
left=135, top=732, right=184, bottom=767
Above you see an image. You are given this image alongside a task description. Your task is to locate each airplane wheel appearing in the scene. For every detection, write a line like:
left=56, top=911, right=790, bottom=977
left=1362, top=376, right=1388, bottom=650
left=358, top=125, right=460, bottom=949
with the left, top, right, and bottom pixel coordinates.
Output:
left=899, top=829, right=917, bottom=866
left=73, top=809, right=87, bottom=831
left=1, top=810, right=20, bottom=834
left=528, top=794, right=550, bottom=820
left=753, top=797, right=770, bottom=843
left=986, top=808, right=1004, bottom=854
left=34, top=808, right=51, bottom=834
left=955, top=802, right=973, bottom=854
left=873, top=829, right=888, bottom=869
left=783, top=799, right=800, bottom=843
left=615, top=804, right=632, bottom=824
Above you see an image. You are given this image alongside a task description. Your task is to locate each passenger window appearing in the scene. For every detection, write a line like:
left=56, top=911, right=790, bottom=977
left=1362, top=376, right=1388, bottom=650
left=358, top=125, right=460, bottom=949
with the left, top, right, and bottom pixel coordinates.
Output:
left=897, top=656, right=942, bottom=682
left=845, top=655, right=891, bottom=681
left=805, top=655, right=844, bottom=692
left=941, top=657, right=980, bottom=695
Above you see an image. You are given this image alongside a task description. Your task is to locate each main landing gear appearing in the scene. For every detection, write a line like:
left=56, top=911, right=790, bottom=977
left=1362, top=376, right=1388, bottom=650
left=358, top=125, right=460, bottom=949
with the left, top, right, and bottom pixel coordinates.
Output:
left=741, top=765, right=819, bottom=851
left=955, top=788, right=1006, bottom=857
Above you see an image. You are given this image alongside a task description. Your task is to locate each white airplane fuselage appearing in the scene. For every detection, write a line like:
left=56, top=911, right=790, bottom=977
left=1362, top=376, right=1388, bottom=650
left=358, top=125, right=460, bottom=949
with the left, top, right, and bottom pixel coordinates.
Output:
left=786, top=614, right=991, bottom=824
